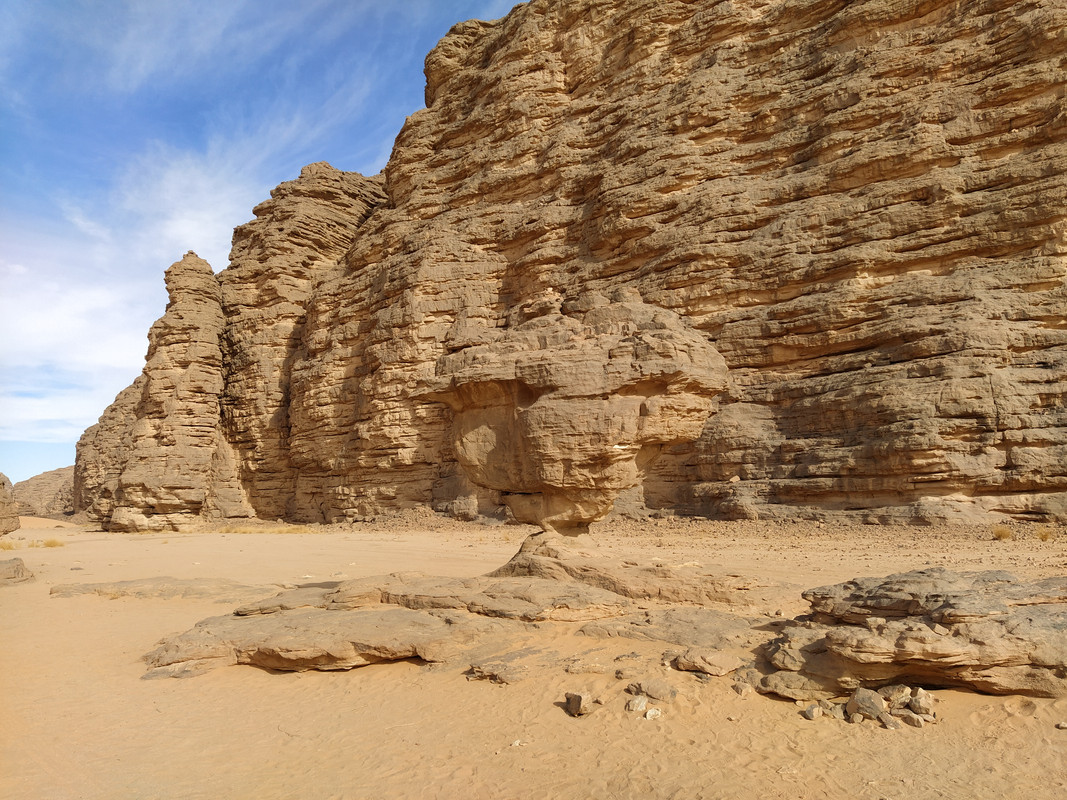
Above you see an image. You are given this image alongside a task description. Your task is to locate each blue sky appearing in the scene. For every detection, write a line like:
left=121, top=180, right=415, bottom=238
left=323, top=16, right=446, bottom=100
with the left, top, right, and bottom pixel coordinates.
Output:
left=0, top=0, right=518, bottom=483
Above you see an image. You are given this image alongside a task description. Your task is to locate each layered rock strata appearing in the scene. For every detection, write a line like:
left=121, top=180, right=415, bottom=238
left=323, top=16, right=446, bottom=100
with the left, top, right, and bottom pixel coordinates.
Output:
left=77, top=0, right=1067, bottom=530
left=0, top=473, right=20, bottom=534
left=760, top=568, right=1067, bottom=699
left=76, top=253, right=251, bottom=531
left=423, top=293, right=728, bottom=531
left=13, top=466, right=74, bottom=518
left=137, top=536, right=776, bottom=678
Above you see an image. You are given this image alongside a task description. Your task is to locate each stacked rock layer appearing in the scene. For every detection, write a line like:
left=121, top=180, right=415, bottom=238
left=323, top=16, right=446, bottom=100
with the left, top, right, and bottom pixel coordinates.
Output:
left=76, top=0, right=1067, bottom=531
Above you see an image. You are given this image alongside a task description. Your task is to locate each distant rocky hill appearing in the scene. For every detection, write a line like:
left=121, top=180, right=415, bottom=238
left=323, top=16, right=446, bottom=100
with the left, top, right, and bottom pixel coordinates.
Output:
left=76, top=0, right=1066, bottom=532
left=13, top=466, right=75, bottom=519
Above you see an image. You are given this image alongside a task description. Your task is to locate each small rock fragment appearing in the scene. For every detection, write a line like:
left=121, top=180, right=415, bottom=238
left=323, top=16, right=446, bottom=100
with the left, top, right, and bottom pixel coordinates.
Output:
left=626, top=695, right=648, bottom=712
left=0, top=558, right=34, bottom=585
left=878, top=711, right=902, bottom=730
left=644, top=707, right=663, bottom=720
left=1055, top=721, right=1067, bottom=730
left=819, top=700, right=846, bottom=721
left=801, top=704, right=822, bottom=720
left=908, top=688, right=936, bottom=716
left=564, top=692, right=596, bottom=717
left=626, top=678, right=679, bottom=703
left=894, top=710, right=925, bottom=728
left=732, top=682, right=754, bottom=699
left=878, top=684, right=912, bottom=709
left=672, top=649, right=744, bottom=677
left=849, top=713, right=864, bottom=725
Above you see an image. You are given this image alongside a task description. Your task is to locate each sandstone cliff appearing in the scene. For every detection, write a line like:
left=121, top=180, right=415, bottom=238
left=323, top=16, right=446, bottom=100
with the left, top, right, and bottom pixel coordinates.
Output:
left=0, top=473, right=20, bottom=534
left=77, top=0, right=1067, bottom=531
left=12, top=466, right=75, bottom=518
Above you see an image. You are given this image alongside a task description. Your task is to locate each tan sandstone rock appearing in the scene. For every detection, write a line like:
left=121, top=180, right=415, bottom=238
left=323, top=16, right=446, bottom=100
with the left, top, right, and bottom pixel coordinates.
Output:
left=422, top=291, right=728, bottom=532
left=12, top=466, right=74, bottom=518
left=76, top=0, right=1067, bottom=530
left=134, top=534, right=771, bottom=678
left=0, top=474, right=20, bottom=534
left=76, top=253, right=252, bottom=531
left=760, top=568, right=1067, bottom=699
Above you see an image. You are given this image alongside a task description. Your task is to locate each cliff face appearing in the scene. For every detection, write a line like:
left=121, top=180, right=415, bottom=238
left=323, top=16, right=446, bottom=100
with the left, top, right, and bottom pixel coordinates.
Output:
left=12, top=466, right=75, bottom=518
left=77, top=0, right=1067, bottom=531
left=0, top=473, right=20, bottom=534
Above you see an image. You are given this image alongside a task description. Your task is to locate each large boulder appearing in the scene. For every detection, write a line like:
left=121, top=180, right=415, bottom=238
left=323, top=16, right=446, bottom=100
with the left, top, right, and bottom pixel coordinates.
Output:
left=760, top=568, right=1067, bottom=699
left=423, top=292, right=728, bottom=532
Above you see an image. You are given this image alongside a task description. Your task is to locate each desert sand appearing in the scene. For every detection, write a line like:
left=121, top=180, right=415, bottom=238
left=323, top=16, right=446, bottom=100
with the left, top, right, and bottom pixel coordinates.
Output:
left=3, top=514, right=1066, bottom=800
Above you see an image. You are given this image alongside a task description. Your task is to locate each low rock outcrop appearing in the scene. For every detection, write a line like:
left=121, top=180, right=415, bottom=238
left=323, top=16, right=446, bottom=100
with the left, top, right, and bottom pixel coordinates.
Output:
left=50, top=577, right=282, bottom=604
left=76, top=0, right=1067, bottom=530
left=0, top=474, right=20, bottom=534
left=759, top=568, right=1067, bottom=699
left=136, top=535, right=778, bottom=678
left=0, top=558, right=32, bottom=584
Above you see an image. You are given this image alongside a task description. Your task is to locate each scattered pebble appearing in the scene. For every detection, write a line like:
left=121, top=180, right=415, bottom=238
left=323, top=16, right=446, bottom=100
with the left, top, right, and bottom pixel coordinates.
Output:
left=732, top=682, right=754, bottom=699
left=801, top=704, right=822, bottom=720
left=644, top=707, right=663, bottom=720
left=878, top=711, right=902, bottom=730
left=1056, top=722, right=1067, bottom=730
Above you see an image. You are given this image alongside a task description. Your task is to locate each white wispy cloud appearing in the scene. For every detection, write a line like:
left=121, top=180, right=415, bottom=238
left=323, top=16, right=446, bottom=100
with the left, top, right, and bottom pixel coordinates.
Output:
left=1, top=0, right=525, bottom=478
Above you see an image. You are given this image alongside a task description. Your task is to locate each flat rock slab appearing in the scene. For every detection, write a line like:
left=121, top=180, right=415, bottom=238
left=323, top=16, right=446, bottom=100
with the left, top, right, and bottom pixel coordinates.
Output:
left=134, top=536, right=772, bottom=679
left=143, top=606, right=505, bottom=679
left=760, top=568, right=1067, bottom=700
left=490, top=532, right=790, bottom=607
left=0, top=558, right=33, bottom=585
left=51, top=577, right=283, bottom=604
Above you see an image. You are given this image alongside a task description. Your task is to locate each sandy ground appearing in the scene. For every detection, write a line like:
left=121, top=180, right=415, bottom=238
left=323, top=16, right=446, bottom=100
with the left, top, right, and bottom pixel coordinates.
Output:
left=2, top=514, right=1066, bottom=800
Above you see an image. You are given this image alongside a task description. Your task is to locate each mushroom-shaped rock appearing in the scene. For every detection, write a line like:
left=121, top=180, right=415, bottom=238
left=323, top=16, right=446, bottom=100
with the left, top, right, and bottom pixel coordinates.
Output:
left=423, top=293, right=728, bottom=533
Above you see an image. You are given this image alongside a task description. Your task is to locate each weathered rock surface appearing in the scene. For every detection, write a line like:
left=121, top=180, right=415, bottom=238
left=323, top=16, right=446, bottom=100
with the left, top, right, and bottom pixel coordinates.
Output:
left=76, top=253, right=252, bottom=531
left=143, top=606, right=502, bottom=679
left=50, top=577, right=283, bottom=604
left=489, top=531, right=784, bottom=604
left=77, top=0, right=1067, bottom=530
left=0, top=558, right=33, bottom=585
left=12, top=466, right=74, bottom=518
left=0, top=473, right=19, bottom=534
left=760, top=568, right=1067, bottom=699
left=423, top=293, right=728, bottom=532
left=131, top=535, right=772, bottom=678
